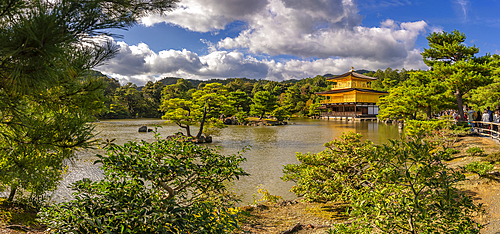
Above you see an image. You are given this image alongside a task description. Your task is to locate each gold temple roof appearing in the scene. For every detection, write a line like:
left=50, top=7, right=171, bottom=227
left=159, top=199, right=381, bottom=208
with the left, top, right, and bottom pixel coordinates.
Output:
left=327, top=71, right=377, bottom=81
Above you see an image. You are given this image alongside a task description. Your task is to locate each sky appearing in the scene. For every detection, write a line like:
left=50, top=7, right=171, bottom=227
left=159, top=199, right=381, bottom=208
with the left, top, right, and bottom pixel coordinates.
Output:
left=95, top=0, right=500, bottom=86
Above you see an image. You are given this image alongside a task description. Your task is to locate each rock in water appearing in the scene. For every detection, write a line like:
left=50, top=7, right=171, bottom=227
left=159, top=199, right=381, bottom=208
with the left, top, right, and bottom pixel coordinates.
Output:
left=138, top=126, right=148, bottom=132
left=205, top=136, right=212, bottom=143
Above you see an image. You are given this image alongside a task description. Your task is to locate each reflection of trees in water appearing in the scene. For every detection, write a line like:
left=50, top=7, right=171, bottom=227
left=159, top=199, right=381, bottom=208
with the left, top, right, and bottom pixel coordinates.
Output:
left=252, top=127, right=279, bottom=143
left=50, top=119, right=399, bottom=205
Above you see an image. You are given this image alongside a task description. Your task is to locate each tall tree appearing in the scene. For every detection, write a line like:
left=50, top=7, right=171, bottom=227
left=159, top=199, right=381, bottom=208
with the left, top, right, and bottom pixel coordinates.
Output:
left=251, top=91, right=277, bottom=119
left=0, top=0, right=178, bottom=202
left=228, top=91, right=252, bottom=113
left=468, top=54, right=500, bottom=110
left=192, top=83, right=232, bottom=139
left=421, top=30, right=493, bottom=121
left=160, top=98, right=201, bottom=137
left=378, top=71, right=447, bottom=120
left=161, top=78, right=194, bottom=100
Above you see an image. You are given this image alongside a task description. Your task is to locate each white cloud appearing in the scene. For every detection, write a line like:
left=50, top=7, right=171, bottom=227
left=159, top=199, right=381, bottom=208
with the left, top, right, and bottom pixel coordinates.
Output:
left=218, top=0, right=427, bottom=61
left=142, top=0, right=428, bottom=61
left=141, top=0, right=269, bottom=32
left=454, top=0, right=469, bottom=21
left=97, top=0, right=431, bottom=84
left=96, top=39, right=270, bottom=85
left=96, top=38, right=426, bottom=85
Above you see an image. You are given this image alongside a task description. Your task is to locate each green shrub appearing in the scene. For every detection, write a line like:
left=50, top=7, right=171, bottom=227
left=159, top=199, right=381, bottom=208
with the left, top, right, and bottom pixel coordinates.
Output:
left=437, top=147, right=461, bottom=161
left=254, top=185, right=282, bottom=204
left=464, top=161, right=494, bottom=176
left=271, top=106, right=290, bottom=122
left=405, top=119, right=445, bottom=139
left=234, top=111, right=248, bottom=123
left=38, top=134, right=249, bottom=233
left=485, top=151, right=500, bottom=163
left=284, top=132, right=482, bottom=234
left=446, top=148, right=461, bottom=155
left=467, top=146, right=485, bottom=157
left=282, top=132, right=375, bottom=202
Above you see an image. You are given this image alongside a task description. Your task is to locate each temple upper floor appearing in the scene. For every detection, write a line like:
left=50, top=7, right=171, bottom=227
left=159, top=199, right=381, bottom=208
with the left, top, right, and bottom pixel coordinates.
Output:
left=327, top=70, right=377, bottom=90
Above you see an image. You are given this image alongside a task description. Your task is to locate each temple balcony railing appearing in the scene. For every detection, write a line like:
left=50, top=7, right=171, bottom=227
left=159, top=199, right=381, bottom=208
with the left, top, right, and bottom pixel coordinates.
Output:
left=320, top=96, right=379, bottom=104
left=332, top=82, right=372, bottom=90
left=320, top=111, right=362, bottom=117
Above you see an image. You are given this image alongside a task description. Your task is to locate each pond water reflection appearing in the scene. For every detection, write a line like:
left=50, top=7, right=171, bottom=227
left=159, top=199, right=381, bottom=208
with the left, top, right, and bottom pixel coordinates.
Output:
left=50, top=118, right=400, bottom=204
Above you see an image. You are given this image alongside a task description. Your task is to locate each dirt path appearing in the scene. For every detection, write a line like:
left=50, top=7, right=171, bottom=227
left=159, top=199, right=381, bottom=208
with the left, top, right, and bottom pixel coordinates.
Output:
left=446, top=136, right=500, bottom=234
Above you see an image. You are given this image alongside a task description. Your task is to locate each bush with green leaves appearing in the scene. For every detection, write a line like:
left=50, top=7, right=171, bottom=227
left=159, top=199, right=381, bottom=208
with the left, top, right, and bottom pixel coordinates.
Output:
left=467, top=146, right=485, bottom=157
left=271, top=106, right=290, bottom=122
left=282, top=132, right=376, bottom=202
left=464, top=161, right=494, bottom=176
left=38, top=134, right=249, bottom=233
left=435, top=147, right=461, bottom=161
left=485, top=151, right=500, bottom=163
left=284, top=132, right=482, bottom=234
left=404, top=119, right=468, bottom=149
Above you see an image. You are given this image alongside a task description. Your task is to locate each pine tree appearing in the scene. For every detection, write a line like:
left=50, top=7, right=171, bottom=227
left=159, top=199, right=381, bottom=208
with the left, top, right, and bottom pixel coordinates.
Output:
left=0, top=0, right=178, bottom=203
left=421, top=30, right=493, bottom=121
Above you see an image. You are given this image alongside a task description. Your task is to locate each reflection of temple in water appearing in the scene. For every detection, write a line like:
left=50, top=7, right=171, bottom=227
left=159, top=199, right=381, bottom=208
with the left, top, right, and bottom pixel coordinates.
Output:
left=316, top=68, right=388, bottom=120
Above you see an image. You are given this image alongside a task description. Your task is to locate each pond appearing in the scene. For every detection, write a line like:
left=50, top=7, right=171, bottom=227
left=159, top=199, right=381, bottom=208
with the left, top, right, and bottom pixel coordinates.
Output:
left=51, top=118, right=400, bottom=204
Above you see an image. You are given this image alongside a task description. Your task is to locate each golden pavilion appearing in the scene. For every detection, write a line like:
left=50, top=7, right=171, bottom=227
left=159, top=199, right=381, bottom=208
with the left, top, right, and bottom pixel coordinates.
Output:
left=315, top=68, right=388, bottom=118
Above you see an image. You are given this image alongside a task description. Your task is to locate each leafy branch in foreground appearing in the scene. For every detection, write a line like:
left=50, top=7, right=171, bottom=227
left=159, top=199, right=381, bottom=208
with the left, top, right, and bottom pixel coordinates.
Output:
left=283, top=132, right=482, bottom=234
left=0, top=0, right=179, bottom=204
left=38, top=133, right=249, bottom=233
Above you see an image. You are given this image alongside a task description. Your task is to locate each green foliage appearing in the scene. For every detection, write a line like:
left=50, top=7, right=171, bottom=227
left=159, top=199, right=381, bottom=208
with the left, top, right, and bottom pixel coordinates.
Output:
left=251, top=91, right=278, bottom=119
left=271, top=106, right=290, bottom=121
left=403, top=119, right=469, bottom=162
left=466, top=146, right=485, bottom=157
left=468, top=54, right=500, bottom=111
left=162, top=79, right=195, bottom=100
left=38, top=134, right=248, bottom=233
left=485, top=151, right=500, bottom=163
left=254, top=185, right=283, bottom=204
left=192, top=83, right=233, bottom=138
left=160, top=98, right=201, bottom=137
left=446, top=147, right=461, bottom=156
left=422, top=30, right=493, bottom=121
left=404, top=119, right=447, bottom=139
left=282, top=132, right=375, bottom=202
left=464, top=161, right=494, bottom=176
left=308, top=102, right=322, bottom=116
left=160, top=83, right=233, bottom=138
left=203, top=117, right=227, bottom=137
left=378, top=70, right=448, bottom=121
left=228, top=91, right=252, bottom=113
left=366, top=68, right=409, bottom=91
left=0, top=0, right=179, bottom=203
left=284, top=133, right=482, bottom=234
left=234, top=111, right=249, bottom=123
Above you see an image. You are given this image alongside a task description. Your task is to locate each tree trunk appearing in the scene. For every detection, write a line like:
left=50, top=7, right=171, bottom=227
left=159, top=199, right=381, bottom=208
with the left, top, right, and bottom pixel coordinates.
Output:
left=426, top=105, right=432, bottom=120
left=260, top=111, right=265, bottom=119
left=410, top=112, right=416, bottom=120
left=178, top=124, right=191, bottom=137
left=455, top=90, right=466, bottom=121
left=8, top=184, right=17, bottom=202
left=196, top=104, right=208, bottom=139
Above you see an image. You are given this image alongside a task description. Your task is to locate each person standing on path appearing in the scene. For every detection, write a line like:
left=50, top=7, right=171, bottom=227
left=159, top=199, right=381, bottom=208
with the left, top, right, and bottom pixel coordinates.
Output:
left=482, top=110, right=491, bottom=132
left=467, top=107, right=476, bottom=132
left=488, top=107, right=494, bottom=122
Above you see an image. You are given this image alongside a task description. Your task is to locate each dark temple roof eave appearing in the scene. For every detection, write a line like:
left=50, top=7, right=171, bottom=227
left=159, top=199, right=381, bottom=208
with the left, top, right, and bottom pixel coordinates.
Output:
left=315, top=88, right=389, bottom=95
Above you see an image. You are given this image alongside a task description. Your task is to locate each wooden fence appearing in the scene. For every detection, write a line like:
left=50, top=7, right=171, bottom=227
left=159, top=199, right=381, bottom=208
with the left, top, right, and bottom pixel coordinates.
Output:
left=471, top=121, right=500, bottom=141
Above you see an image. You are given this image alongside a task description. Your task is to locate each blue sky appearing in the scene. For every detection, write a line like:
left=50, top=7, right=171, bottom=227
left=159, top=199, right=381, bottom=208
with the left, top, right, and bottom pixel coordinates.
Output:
left=97, top=0, right=500, bottom=85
